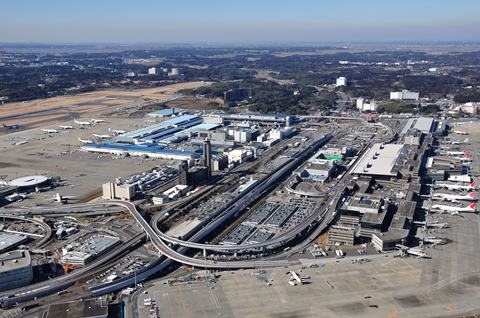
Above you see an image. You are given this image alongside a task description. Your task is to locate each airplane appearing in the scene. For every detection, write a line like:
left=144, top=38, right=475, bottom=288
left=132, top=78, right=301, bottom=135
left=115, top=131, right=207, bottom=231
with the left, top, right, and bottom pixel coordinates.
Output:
left=77, top=137, right=93, bottom=144
left=92, top=133, right=111, bottom=139
left=444, top=150, right=469, bottom=156
left=451, top=138, right=469, bottom=145
left=413, top=220, right=448, bottom=229
left=431, top=203, right=477, bottom=214
left=395, top=244, right=430, bottom=258
left=421, top=236, right=446, bottom=246
left=42, top=128, right=59, bottom=134
left=74, top=119, right=91, bottom=126
left=46, top=193, right=77, bottom=204
left=108, top=128, right=127, bottom=135
left=58, top=125, right=74, bottom=130
left=11, top=140, right=28, bottom=146
left=5, top=192, right=28, bottom=202
left=432, top=191, right=477, bottom=202
left=451, top=154, right=473, bottom=162
left=432, top=181, right=477, bottom=191
left=452, top=130, right=469, bottom=135
left=2, top=123, right=21, bottom=129
left=91, top=118, right=106, bottom=124
left=287, top=271, right=309, bottom=284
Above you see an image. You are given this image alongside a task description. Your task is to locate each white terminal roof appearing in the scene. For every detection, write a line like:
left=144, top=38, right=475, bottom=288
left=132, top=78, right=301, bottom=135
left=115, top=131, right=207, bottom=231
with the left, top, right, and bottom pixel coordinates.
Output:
left=9, top=175, right=49, bottom=187
left=401, top=117, right=434, bottom=135
left=352, top=143, right=404, bottom=176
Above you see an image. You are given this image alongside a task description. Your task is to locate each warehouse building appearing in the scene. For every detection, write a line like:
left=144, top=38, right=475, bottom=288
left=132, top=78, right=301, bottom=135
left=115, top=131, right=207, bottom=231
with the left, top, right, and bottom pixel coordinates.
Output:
left=0, top=250, right=33, bottom=291
left=0, top=232, right=29, bottom=253
left=61, top=235, right=121, bottom=266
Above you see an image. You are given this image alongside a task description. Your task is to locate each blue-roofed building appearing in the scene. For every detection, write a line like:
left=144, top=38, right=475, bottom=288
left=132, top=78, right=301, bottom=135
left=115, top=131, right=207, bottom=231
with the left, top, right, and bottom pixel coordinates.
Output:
left=81, top=142, right=199, bottom=160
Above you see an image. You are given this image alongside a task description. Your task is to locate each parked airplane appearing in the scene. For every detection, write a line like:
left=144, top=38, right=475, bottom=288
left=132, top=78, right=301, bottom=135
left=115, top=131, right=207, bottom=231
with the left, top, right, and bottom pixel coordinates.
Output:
left=451, top=138, right=469, bottom=145
left=396, top=244, right=429, bottom=258
left=46, top=193, right=77, bottom=204
left=108, top=128, right=127, bottom=135
left=91, top=118, right=106, bottom=124
left=432, top=191, right=476, bottom=202
left=2, top=123, right=21, bottom=129
left=5, top=193, right=28, bottom=202
left=444, top=150, right=469, bottom=156
left=92, top=133, right=111, bottom=139
left=77, top=137, right=93, bottom=144
left=431, top=203, right=477, bottom=214
left=58, top=125, right=74, bottom=130
left=421, top=236, right=446, bottom=246
left=11, top=140, right=28, bottom=146
left=42, top=128, right=59, bottom=134
left=288, top=271, right=309, bottom=284
left=433, top=181, right=477, bottom=191
left=74, top=119, right=91, bottom=126
left=452, top=130, right=469, bottom=135
left=452, top=154, right=473, bottom=162
left=413, top=220, right=448, bottom=229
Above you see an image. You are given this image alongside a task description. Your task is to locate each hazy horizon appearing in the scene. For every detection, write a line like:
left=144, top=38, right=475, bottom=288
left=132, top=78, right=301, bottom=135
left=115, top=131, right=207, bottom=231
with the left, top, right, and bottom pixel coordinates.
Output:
left=2, top=0, right=480, bottom=43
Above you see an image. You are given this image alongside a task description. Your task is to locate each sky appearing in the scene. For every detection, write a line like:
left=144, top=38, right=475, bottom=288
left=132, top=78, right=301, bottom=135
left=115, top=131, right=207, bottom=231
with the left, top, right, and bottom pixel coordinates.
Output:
left=1, top=0, right=479, bottom=43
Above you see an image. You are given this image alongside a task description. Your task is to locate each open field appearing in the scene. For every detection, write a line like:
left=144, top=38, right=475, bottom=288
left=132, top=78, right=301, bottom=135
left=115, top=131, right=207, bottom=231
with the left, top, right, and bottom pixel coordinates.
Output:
left=0, top=81, right=211, bottom=133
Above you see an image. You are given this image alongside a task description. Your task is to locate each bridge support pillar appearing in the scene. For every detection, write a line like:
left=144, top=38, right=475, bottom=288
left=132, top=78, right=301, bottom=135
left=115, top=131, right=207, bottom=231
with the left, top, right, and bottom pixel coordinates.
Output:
left=203, top=249, right=207, bottom=258
left=234, top=252, right=237, bottom=258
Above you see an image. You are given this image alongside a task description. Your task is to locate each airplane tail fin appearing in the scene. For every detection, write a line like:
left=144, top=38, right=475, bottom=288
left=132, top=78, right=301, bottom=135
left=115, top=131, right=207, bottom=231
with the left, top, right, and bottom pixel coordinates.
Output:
left=471, top=182, right=477, bottom=187
left=469, top=203, right=477, bottom=210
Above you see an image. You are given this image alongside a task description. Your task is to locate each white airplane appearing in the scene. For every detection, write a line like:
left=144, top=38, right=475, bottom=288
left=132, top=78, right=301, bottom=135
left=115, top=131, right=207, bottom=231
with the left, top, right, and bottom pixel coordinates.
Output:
left=288, top=271, right=308, bottom=284
left=91, top=118, right=106, bottom=124
left=452, top=130, right=469, bottom=135
left=46, top=193, right=77, bottom=203
left=396, top=244, right=429, bottom=258
left=108, top=128, right=127, bottom=135
left=451, top=138, right=469, bottom=145
left=5, top=192, right=28, bottom=202
left=92, top=133, right=111, bottom=139
left=11, top=140, right=28, bottom=146
left=74, top=119, right=91, bottom=126
left=431, top=203, right=477, bottom=214
left=432, top=191, right=477, bottom=202
left=433, top=181, right=477, bottom=191
left=413, top=220, right=448, bottom=229
left=452, top=154, right=473, bottom=162
left=77, top=137, right=93, bottom=144
left=422, top=237, right=446, bottom=246
left=444, top=150, right=469, bottom=156
left=58, top=125, right=74, bottom=130
left=42, top=128, right=59, bottom=134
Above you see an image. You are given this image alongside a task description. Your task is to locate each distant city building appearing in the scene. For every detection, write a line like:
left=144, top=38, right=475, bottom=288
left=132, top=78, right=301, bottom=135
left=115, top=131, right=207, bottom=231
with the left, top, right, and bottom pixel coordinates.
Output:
left=390, top=90, right=419, bottom=101
left=168, top=68, right=180, bottom=77
left=356, top=98, right=377, bottom=112
left=148, top=67, right=158, bottom=75
left=223, top=88, right=253, bottom=103
left=336, top=77, right=347, bottom=87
